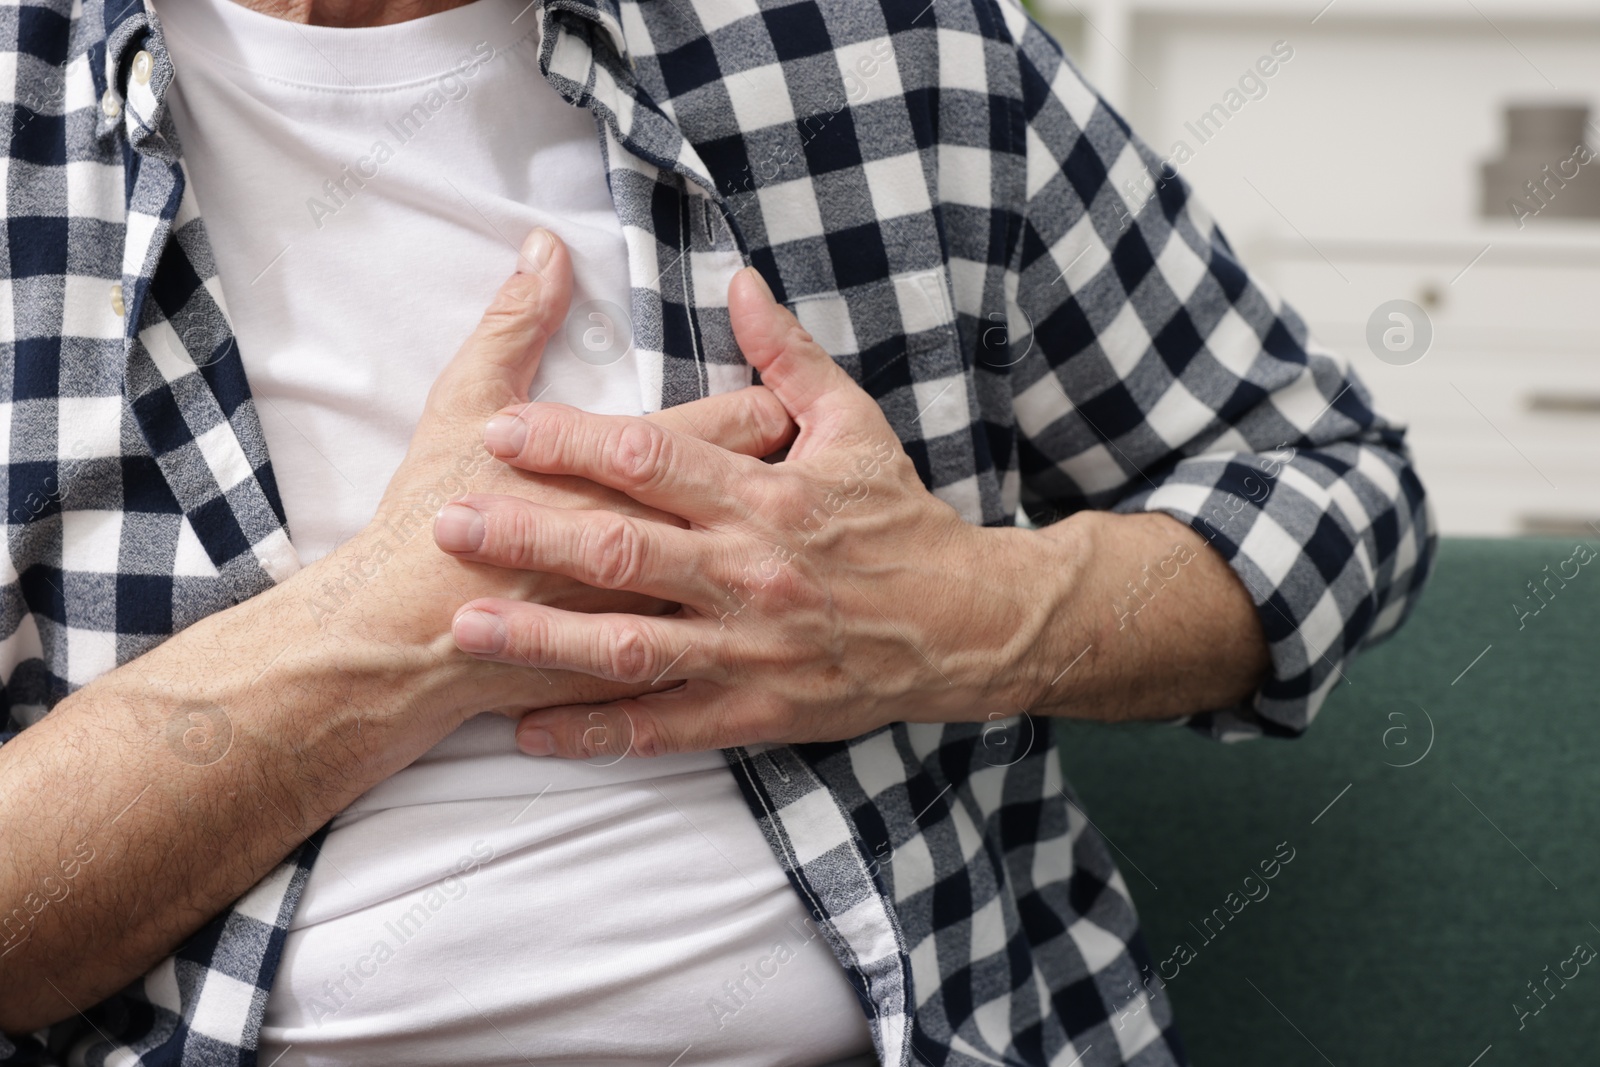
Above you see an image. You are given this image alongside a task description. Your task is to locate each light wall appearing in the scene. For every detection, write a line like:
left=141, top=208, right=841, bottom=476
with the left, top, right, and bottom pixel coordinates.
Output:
left=1031, top=0, right=1600, bottom=536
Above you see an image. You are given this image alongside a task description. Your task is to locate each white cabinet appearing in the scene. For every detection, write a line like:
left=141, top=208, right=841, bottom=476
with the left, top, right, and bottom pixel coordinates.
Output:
left=1028, top=0, right=1600, bottom=535
left=1247, top=232, right=1600, bottom=535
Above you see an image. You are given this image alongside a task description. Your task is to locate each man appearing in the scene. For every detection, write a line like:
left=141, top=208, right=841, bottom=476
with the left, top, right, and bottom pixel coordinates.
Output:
left=0, top=0, right=1434, bottom=1062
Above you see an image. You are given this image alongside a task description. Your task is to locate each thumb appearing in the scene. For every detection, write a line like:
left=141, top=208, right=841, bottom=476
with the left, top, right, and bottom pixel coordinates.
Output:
left=728, top=266, right=863, bottom=429
left=437, top=228, right=573, bottom=408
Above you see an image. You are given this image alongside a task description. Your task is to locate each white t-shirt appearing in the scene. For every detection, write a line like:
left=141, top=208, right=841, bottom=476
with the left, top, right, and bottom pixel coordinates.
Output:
left=157, top=0, right=876, bottom=1061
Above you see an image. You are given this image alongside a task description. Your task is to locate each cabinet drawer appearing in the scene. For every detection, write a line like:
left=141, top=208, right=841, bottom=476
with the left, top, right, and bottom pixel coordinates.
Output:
left=1242, top=239, right=1600, bottom=535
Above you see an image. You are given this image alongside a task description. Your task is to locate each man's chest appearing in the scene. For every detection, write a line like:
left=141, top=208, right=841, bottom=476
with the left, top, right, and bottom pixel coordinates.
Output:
left=13, top=3, right=1022, bottom=691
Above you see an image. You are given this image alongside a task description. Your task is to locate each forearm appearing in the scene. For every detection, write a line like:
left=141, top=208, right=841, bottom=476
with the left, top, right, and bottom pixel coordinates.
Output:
left=0, top=505, right=680, bottom=1036
left=1008, top=509, right=1269, bottom=722
left=0, top=231, right=799, bottom=1031
left=0, top=543, right=478, bottom=1032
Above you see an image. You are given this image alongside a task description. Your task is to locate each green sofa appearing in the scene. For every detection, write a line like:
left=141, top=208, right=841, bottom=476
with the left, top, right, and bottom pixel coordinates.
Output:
left=1056, top=538, right=1595, bottom=1066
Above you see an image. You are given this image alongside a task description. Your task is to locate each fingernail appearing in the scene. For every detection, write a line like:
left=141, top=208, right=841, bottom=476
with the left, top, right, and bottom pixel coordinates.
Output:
left=433, top=503, right=485, bottom=553
left=743, top=266, right=774, bottom=303
left=453, top=610, right=506, bottom=655
left=519, top=228, right=553, bottom=274
left=518, top=726, right=555, bottom=756
left=484, top=414, right=528, bottom=457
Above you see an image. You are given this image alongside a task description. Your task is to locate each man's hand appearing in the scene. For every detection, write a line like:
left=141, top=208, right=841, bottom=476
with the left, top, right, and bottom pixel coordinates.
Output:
left=439, top=267, right=1271, bottom=760
left=327, top=228, right=795, bottom=717
left=0, top=230, right=793, bottom=1033
left=435, top=267, right=1075, bottom=758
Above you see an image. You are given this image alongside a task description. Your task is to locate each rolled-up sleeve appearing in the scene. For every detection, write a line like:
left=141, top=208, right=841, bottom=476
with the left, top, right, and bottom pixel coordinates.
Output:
left=1006, top=26, right=1436, bottom=739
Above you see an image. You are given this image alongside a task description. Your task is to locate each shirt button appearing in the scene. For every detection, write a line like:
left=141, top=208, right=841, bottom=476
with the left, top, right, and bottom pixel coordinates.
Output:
left=110, top=283, right=125, bottom=318
left=101, top=89, right=122, bottom=119
left=132, top=50, right=153, bottom=85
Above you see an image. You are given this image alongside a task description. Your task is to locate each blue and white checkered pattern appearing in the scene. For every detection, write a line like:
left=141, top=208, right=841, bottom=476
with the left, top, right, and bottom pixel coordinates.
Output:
left=0, top=0, right=1434, bottom=1063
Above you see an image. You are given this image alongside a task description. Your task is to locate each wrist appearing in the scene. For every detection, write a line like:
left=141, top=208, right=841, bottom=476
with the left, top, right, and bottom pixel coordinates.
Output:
left=115, top=528, right=492, bottom=767
left=289, top=527, right=491, bottom=721
left=1006, top=510, right=1100, bottom=716
left=60, top=572, right=468, bottom=823
left=948, top=515, right=1094, bottom=720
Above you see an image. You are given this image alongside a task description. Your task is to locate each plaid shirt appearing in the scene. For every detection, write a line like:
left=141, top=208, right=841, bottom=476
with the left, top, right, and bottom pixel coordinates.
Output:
left=1, top=0, right=1434, bottom=1062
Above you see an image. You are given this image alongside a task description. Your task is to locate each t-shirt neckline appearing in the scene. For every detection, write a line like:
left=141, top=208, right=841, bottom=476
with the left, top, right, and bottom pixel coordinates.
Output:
left=154, top=0, right=539, bottom=90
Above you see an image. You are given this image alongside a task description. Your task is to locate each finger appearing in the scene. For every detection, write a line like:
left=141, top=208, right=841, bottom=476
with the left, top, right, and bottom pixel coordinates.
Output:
left=727, top=267, right=869, bottom=430
left=482, top=404, right=766, bottom=524
left=434, top=496, right=721, bottom=605
left=434, top=228, right=574, bottom=407
left=452, top=600, right=725, bottom=685
left=648, top=386, right=795, bottom=459
left=515, top=687, right=748, bottom=760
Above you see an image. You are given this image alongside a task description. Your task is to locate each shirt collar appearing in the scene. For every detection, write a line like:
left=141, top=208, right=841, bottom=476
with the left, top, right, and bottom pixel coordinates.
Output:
left=95, top=0, right=179, bottom=156
left=98, top=0, right=637, bottom=81
left=543, top=0, right=631, bottom=68
left=96, top=0, right=637, bottom=153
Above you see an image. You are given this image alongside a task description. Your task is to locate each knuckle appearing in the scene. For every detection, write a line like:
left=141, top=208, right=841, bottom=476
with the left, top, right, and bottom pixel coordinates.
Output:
left=750, top=696, right=800, bottom=741
left=479, top=273, right=545, bottom=333
left=585, top=518, right=648, bottom=590
left=576, top=713, right=613, bottom=759
left=772, top=473, right=819, bottom=525
left=610, top=419, right=671, bottom=489
left=725, top=540, right=795, bottom=607
left=628, top=717, right=668, bottom=759
left=760, top=560, right=806, bottom=605
left=751, top=390, right=794, bottom=452
left=460, top=379, right=517, bottom=417
left=601, top=624, right=654, bottom=683
left=782, top=317, right=817, bottom=353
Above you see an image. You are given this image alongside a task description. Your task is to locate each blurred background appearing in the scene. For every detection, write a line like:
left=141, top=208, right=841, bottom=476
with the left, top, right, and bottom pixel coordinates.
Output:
left=1029, top=0, right=1600, bottom=537
left=1020, top=3, right=1600, bottom=1063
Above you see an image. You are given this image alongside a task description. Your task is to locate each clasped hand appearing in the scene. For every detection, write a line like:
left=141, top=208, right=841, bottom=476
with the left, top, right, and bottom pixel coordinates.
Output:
left=434, top=233, right=1066, bottom=759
